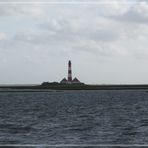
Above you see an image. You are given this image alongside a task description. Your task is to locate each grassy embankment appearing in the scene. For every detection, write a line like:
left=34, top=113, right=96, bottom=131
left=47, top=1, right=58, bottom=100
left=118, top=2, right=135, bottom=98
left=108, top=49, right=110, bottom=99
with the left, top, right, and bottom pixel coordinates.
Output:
left=1, top=84, right=148, bottom=90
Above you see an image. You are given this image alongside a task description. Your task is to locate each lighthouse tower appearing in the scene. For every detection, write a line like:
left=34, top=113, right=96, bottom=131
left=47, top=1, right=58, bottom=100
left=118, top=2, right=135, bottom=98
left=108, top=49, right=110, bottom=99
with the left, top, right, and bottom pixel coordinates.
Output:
left=60, top=60, right=82, bottom=84
left=68, top=60, right=72, bottom=83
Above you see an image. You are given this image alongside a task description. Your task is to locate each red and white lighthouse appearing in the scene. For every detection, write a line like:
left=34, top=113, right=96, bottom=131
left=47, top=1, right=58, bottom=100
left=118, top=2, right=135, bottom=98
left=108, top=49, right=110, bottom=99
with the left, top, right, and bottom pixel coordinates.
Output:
left=60, top=60, right=82, bottom=84
left=68, top=60, right=72, bottom=82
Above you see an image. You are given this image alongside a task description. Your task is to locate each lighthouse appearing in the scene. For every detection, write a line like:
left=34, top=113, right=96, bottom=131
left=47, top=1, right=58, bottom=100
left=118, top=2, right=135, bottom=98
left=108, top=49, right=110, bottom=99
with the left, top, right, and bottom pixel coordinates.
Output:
left=60, top=60, right=82, bottom=84
left=68, top=60, right=72, bottom=83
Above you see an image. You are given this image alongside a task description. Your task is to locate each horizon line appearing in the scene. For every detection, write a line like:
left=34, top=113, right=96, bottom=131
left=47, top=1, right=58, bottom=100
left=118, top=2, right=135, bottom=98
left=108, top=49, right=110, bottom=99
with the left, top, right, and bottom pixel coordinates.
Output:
left=1, top=83, right=148, bottom=86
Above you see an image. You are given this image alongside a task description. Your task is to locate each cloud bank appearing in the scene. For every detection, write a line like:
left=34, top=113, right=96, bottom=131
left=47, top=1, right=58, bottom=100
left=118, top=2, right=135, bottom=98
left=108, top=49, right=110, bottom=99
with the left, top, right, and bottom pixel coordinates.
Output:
left=0, top=0, right=148, bottom=84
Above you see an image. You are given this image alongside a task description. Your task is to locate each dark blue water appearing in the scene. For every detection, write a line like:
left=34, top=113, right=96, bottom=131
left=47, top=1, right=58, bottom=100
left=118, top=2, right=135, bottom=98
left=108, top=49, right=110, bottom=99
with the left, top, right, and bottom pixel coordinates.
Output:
left=0, top=90, right=148, bottom=145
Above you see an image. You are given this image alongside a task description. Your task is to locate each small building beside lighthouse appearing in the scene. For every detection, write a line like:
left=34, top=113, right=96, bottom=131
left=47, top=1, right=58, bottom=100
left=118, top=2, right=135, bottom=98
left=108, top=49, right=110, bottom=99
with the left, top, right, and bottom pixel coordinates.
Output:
left=60, top=60, right=82, bottom=84
left=72, top=77, right=81, bottom=84
left=60, top=78, right=68, bottom=84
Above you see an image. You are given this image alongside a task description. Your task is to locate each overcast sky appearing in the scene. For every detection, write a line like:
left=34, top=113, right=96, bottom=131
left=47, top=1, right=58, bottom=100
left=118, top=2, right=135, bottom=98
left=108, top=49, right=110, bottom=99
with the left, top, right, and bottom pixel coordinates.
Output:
left=0, top=0, right=148, bottom=84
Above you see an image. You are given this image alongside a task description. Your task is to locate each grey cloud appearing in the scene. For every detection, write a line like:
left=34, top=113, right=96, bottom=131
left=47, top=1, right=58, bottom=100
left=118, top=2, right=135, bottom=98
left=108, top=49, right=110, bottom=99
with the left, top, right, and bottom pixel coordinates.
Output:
left=83, top=30, right=119, bottom=42
left=112, top=2, right=148, bottom=24
left=0, top=1, right=45, bottom=17
left=115, top=10, right=148, bottom=24
left=73, top=43, right=114, bottom=57
left=40, top=18, right=120, bottom=43
left=137, top=0, right=148, bottom=3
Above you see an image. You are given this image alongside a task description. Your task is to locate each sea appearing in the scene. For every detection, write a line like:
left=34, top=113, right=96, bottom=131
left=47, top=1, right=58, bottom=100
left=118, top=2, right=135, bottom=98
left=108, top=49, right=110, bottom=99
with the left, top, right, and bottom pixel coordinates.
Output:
left=0, top=90, right=148, bottom=147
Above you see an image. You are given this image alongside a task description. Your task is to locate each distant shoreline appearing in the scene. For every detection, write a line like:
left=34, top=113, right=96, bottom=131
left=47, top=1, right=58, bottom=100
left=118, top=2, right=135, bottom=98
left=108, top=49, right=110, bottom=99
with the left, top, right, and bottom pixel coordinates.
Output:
left=1, top=84, right=148, bottom=91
